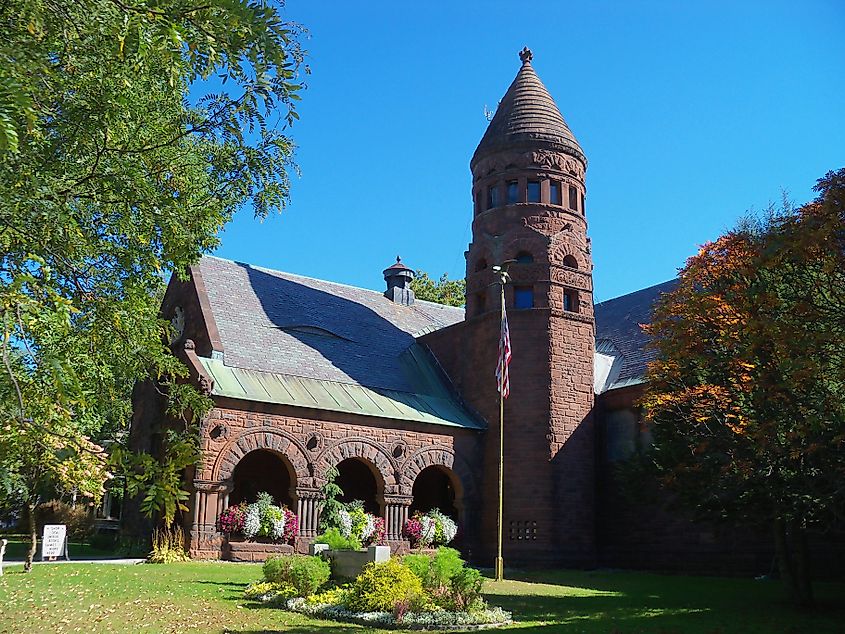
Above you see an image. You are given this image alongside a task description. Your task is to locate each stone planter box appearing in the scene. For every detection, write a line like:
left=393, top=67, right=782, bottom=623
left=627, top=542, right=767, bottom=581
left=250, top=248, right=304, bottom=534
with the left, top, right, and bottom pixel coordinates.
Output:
left=310, top=543, right=390, bottom=580
left=224, top=538, right=294, bottom=562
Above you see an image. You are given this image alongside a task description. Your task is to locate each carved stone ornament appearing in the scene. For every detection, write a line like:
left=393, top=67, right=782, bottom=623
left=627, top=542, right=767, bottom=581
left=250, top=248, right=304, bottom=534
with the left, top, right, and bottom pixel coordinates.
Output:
left=170, top=306, right=185, bottom=343
left=198, top=374, right=213, bottom=395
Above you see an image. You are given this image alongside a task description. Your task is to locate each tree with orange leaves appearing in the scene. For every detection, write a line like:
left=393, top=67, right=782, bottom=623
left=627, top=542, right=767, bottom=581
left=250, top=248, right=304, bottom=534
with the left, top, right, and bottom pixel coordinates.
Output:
left=642, top=168, right=845, bottom=607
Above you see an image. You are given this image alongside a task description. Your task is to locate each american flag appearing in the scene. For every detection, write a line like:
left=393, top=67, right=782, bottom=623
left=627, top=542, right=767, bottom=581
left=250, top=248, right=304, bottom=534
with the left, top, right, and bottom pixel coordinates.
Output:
left=496, top=306, right=512, bottom=398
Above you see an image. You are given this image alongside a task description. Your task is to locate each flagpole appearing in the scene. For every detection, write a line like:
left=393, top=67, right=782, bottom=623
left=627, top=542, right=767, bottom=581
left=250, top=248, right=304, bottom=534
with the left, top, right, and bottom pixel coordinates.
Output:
left=495, top=272, right=506, bottom=582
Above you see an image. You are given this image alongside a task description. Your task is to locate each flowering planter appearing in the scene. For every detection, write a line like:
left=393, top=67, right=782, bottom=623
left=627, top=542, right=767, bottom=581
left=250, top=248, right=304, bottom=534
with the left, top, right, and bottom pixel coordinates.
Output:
left=224, top=537, right=294, bottom=562
left=311, top=544, right=390, bottom=580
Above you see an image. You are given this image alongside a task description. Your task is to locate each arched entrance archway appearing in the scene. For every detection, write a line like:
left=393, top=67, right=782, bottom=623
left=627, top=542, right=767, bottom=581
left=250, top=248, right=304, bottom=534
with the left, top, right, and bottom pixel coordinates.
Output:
left=410, top=465, right=458, bottom=520
left=230, top=449, right=295, bottom=508
left=336, top=458, right=381, bottom=516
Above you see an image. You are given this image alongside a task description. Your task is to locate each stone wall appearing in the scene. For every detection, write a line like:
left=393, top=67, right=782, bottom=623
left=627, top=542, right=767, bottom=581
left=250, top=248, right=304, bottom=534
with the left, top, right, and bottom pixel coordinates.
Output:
left=187, top=399, right=482, bottom=560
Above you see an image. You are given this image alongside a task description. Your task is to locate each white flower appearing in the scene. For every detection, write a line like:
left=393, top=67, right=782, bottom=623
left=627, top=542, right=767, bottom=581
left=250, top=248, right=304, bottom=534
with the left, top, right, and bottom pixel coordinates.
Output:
left=419, top=515, right=436, bottom=546
left=271, top=514, right=286, bottom=540
left=243, top=505, right=261, bottom=539
left=359, top=514, right=375, bottom=542
left=439, top=515, right=457, bottom=544
left=338, top=508, right=353, bottom=538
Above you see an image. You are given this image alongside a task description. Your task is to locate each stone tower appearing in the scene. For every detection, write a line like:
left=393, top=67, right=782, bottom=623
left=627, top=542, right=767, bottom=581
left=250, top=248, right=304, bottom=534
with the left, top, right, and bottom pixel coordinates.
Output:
left=463, top=48, right=595, bottom=565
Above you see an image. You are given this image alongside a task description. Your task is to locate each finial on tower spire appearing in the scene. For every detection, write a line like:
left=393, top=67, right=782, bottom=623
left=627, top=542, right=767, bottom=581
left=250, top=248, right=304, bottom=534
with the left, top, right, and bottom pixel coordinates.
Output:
left=519, top=47, right=533, bottom=64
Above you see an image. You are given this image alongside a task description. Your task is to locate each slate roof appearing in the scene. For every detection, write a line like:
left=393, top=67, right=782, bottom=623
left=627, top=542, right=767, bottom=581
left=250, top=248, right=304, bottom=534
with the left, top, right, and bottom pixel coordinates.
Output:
left=473, top=52, right=583, bottom=164
left=594, top=279, right=679, bottom=392
left=198, top=256, right=465, bottom=394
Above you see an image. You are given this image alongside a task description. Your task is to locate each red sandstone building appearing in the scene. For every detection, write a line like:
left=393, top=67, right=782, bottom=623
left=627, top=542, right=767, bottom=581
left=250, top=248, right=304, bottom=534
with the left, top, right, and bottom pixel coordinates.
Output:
left=129, top=50, right=786, bottom=571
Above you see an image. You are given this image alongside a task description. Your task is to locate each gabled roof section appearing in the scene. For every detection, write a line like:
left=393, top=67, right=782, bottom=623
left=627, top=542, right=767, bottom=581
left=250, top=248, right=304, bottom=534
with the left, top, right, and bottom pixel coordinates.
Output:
left=193, top=256, right=480, bottom=428
left=473, top=49, right=583, bottom=165
left=594, top=279, right=679, bottom=392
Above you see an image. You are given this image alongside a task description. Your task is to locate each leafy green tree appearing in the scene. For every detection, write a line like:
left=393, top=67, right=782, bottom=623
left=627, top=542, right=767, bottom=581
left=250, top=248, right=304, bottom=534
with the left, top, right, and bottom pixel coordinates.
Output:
left=0, top=0, right=306, bottom=569
left=411, top=271, right=465, bottom=307
left=641, top=169, right=845, bottom=606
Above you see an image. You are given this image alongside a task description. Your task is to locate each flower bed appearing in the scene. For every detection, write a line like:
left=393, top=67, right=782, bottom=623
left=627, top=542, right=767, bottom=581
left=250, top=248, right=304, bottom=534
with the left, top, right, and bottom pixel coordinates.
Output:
left=283, top=597, right=511, bottom=630
left=242, top=548, right=512, bottom=631
left=218, top=491, right=298, bottom=545
left=403, top=509, right=457, bottom=548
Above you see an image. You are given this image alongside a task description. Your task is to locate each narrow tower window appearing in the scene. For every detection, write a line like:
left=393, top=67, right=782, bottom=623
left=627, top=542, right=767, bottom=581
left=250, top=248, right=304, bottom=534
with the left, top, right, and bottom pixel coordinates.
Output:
left=550, top=181, right=562, bottom=205
left=569, top=185, right=578, bottom=212
left=488, top=185, right=500, bottom=210
left=476, top=291, right=487, bottom=315
left=563, top=288, right=579, bottom=313
left=514, top=286, right=534, bottom=309
left=507, top=180, right=519, bottom=204
left=527, top=180, right=541, bottom=203
left=581, top=192, right=586, bottom=215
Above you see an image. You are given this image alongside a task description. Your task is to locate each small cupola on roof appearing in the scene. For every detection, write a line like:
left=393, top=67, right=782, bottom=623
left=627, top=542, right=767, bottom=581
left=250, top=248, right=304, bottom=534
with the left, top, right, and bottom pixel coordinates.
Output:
left=383, top=256, right=415, bottom=305
left=471, top=47, right=584, bottom=168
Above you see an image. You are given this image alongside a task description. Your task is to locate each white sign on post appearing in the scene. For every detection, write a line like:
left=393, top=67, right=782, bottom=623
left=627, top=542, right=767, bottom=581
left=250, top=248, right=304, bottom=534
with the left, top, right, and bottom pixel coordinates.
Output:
left=42, top=524, right=68, bottom=561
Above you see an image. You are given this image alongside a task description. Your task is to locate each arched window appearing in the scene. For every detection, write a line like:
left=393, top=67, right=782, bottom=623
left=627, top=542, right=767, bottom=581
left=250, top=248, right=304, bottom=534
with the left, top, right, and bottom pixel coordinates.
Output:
left=475, top=258, right=488, bottom=273
left=562, top=255, right=578, bottom=269
left=515, top=251, right=534, bottom=264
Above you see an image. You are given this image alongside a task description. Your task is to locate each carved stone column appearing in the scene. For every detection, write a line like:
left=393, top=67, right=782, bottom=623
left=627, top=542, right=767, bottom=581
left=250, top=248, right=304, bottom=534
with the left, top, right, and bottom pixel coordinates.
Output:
left=384, top=495, right=413, bottom=541
left=295, top=488, right=323, bottom=538
left=191, top=480, right=231, bottom=558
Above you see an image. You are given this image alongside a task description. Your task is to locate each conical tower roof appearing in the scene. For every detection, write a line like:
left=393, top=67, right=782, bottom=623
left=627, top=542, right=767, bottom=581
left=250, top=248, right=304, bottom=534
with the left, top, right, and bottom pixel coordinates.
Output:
left=472, top=48, right=583, bottom=166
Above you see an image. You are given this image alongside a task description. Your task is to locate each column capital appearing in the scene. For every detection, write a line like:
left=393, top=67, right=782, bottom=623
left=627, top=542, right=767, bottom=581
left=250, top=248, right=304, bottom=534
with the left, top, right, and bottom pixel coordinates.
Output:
left=295, top=487, right=323, bottom=500
left=384, top=495, right=413, bottom=507
left=193, top=479, right=229, bottom=493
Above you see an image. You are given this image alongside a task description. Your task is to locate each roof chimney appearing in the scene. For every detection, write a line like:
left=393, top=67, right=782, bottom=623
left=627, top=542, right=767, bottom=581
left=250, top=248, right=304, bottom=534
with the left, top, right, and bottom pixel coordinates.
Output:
left=383, top=256, right=415, bottom=305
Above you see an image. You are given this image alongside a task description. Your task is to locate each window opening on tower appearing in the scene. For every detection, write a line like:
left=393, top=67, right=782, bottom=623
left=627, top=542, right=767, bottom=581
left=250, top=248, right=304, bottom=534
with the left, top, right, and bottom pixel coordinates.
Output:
left=507, top=180, right=519, bottom=204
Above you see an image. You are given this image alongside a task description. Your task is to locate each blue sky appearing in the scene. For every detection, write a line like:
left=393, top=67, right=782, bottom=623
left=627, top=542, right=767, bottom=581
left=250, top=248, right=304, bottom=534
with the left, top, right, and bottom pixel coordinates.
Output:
left=211, top=0, right=845, bottom=303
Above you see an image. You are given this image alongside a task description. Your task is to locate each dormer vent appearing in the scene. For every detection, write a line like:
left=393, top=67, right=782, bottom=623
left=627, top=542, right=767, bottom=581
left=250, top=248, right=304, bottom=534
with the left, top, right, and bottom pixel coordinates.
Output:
left=383, top=256, right=415, bottom=305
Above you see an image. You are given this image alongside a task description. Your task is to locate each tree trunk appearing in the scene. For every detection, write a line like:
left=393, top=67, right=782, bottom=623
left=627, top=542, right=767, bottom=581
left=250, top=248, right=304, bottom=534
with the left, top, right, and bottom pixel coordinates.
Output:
left=24, top=501, right=37, bottom=573
left=792, top=520, right=814, bottom=608
left=773, top=518, right=814, bottom=607
left=773, top=518, right=797, bottom=600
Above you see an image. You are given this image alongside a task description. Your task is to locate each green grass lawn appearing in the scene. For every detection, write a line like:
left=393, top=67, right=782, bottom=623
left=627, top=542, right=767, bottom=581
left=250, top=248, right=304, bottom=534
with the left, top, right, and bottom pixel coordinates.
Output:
left=0, top=561, right=843, bottom=633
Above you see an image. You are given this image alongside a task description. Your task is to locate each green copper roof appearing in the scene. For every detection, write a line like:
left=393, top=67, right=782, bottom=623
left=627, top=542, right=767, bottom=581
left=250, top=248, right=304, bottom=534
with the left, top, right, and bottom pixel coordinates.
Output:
left=198, top=349, right=484, bottom=430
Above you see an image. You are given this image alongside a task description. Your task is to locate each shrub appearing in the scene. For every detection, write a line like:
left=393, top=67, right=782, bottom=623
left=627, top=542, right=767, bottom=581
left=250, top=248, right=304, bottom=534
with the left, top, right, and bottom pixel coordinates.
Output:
left=403, top=547, right=484, bottom=611
left=35, top=500, right=94, bottom=541
left=449, top=566, right=484, bottom=611
left=404, top=546, right=462, bottom=591
left=305, top=584, right=351, bottom=606
left=315, top=527, right=361, bottom=551
left=244, top=581, right=298, bottom=601
left=262, top=554, right=330, bottom=597
left=344, top=559, right=425, bottom=613
left=147, top=526, right=189, bottom=563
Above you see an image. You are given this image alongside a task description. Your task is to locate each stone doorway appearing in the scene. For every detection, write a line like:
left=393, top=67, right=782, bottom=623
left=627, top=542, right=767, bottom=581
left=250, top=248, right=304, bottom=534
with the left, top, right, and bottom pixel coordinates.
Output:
left=336, top=458, right=381, bottom=516
left=410, top=465, right=459, bottom=520
left=230, top=449, right=295, bottom=508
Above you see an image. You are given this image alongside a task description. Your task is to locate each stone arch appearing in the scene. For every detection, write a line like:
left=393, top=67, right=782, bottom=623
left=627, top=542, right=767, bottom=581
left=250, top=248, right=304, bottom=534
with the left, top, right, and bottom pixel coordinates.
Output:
left=399, top=447, right=476, bottom=502
left=562, top=254, right=579, bottom=269
left=316, top=436, right=398, bottom=493
left=213, top=427, right=311, bottom=485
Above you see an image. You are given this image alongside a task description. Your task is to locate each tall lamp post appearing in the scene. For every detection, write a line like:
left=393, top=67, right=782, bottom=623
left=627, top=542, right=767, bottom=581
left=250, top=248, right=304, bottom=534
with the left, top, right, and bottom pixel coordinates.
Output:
left=492, top=261, right=513, bottom=582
